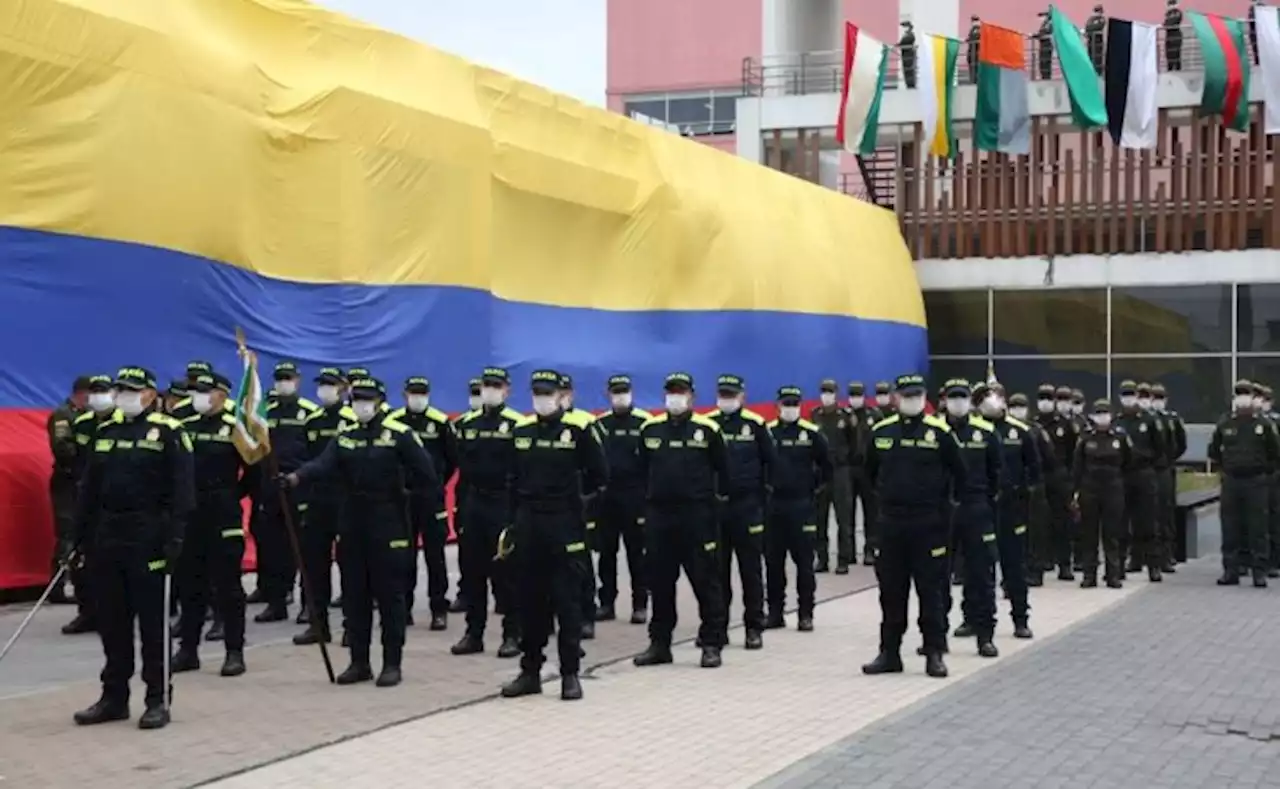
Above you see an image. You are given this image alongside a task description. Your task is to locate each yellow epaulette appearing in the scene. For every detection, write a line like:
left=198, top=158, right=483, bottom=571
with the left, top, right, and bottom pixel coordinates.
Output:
left=872, top=414, right=901, bottom=430
left=515, top=413, right=538, bottom=428
left=741, top=408, right=766, bottom=425
left=923, top=413, right=951, bottom=432
left=426, top=406, right=450, bottom=423
left=797, top=418, right=819, bottom=431
left=1006, top=415, right=1030, bottom=431
left=381, top=417, right=411, bottom=433
left=387, top=407, right=407, bottom=420
left=145, top=412, right=183, bottom=430
left=968, top=414, right=995, bottom=431
left=640, top=412, right=670, bottom=429
left=690, top=413, right=721, bottom=432
left=500, top=406, right=524, bottom=421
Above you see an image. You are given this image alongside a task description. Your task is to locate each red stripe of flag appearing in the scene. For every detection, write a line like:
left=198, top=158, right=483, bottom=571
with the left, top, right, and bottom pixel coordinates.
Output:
left=1205, top=14, right=1244, bottom=128
left=835, top=22, right=858, bottom=146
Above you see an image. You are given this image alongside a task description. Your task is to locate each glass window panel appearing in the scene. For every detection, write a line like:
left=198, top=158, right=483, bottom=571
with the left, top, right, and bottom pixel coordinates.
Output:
left=1111, top=285, right=1232, bottom=355
left=1236, top=283, right=1280, bottom=352
left=927, top=358, right=989, bottom=398
left=624, top=99, right=667, bottom=122
left=923, top=290, right=988, bottom=356
left=1236, top=356, right=1280, bottom=394
left=712, top=96, right=738, bottom=126
left=1109, top=357, right=1230, bottom=424
left=992, top=289, right=1106, bottom=355
left=666, top=96, right=713, bottom=127
left=986, top=358, right=1108, bottom=403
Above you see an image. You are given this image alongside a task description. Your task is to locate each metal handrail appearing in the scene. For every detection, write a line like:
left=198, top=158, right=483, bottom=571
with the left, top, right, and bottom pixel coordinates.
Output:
left=742, top=23, right=1227, bottom=97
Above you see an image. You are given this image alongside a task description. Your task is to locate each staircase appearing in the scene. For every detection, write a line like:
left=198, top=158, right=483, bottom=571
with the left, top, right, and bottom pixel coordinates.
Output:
left=855, top=147, right=898, bottom=210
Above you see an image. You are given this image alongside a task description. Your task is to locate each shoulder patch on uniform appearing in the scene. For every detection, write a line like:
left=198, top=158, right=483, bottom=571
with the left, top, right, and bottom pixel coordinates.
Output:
left=500, top=407, right=524, bottom=421
left=73, top=411, right=97, bottom=425
left=387, top=407, right=408, bottom=419
left=968, top=415, right=995, bottom=431
left=632, top=408, right=654, bottom=421
left=426, top=406, right=450, bottom=423
left=298, top=397, right=321, bottom=412
left=640, top=413, right=669, bottom=429
left=145, top=412, right=182, bottom=430
left=872, top=414, right=901, bottom=430
left=221, top=413, right=238, bottom=427
left=741, top=409, right=766, bottom=425
left=380, top=417, right=411, bottom=433
left=923, top=414, right=951, bottom=432
left=767, top=419, right=779, bottom=429
left=690, top=413, right=721, bottom=432
left=797, top=418, right=819, bottom=431
left=1006, top=415, right=1030, bottom=430
left=515, top=414, right=538, bottom=428
left=305, top=408, right=330, bottom=423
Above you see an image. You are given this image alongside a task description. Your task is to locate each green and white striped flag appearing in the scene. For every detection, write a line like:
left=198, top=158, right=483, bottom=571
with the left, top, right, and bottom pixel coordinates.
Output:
left=233, top=328, right=271, bottom=465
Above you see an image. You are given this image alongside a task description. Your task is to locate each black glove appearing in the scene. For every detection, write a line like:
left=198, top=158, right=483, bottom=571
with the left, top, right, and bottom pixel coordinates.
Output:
left=163, top=539, right=183, bottom=572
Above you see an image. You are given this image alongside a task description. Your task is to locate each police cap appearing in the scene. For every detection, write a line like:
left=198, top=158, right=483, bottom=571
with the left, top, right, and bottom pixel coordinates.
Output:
left=1118, top=379, right=1138, bottom=395
left=86, top=374, right=113, bottom=393
left=531, top=369, right=560, bottom=395
left=972, top=381, right=994, bottom=400
left=349, top=377, right=386, bottom=399
left=943, top=378, right=971, bottom=397
left=1092, top=398, right=1111, bottom=413
left=717, top=374, right=745, bottom=394
left=1265, top=385, right=1275, bottom=398
left=1151, top=382, right=1167, bottom=396
left=167, top=379, right=191, bottom=398
left=558, top=372, right=574, bottom=391
left=819, top=378, right=838, bottom=393
left=777, top=385, right=803, bottom=404
left=1071, top=388, right=1085, bottom=403
left=404, top=376, right=430, bottom=394
left=186, top=360, right=213, bottom=377
left=874, top=381, right=892, bottom=394
left=72, top=375, right=94, bottom=392
left=664, top=372, right=694, bottom=392
left=347, top=367, right=371, bottom=380
left=894, top=374, right=925, bottom=395
left=1009, top=392, right=1029, bottom=407
left=1055, top=385, right=1073, bottom=399
left=481, top=367, right=509, bottom=385
left=1137, top=381, right=1153, bottom=396
left=115, top=366, right=157, bottom=391
left=1037, top=383, right=1055, bottom=398
left=273, top=361, right=300, bottom=380
left=314, top=367, right=346, bottom=385
left=607, top=374, right=632, bottom=393
left=193, top=373, right=232, bottom=394
left=468, top=377, right=482, bottom=394
left=848, top=381, right=865, bottom=396
left=1252, top=381, right=1267, bottom=396
left=1234, top=379, right=1254, bottom=395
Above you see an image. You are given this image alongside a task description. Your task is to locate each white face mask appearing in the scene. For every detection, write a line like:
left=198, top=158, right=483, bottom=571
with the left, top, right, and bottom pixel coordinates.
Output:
left=116, top=391, right=144, bottom=417
left=1055, top=400, right=1073, bottom=415
left=1137, top=397, right=1152, bottom=410
left=716, top=397, right=741, bottom=414
left=192, top=392, right=213, bottom=414
left=978, top=396, right=1003, bottom=418
left=317, top=385, right=341, bottom=406
left=819, top=392, right=836, bottom=407
left=610, top=392, right=633, bottom=410
left=875, top=394, right=890, bottom=407
left=1152, top=398, right=1167, bottom=412
left=665, top=393, right=690, bottom=414
left=1265, top=400, right=1274, bottom=413
left=276, top=379, right=298, bottom=397
left=352, top=400, right=378, bottom=422
left=850, top=396, right=864, bottom=409
left=480, top=386, right=505, bottom=407
left=88, top=392, right=114, bottom=412
left=898, top=395, right=925, bottom=417
left=945, top=396, right=970, bottom=418
left=468, top=394, right=482, bottom=411
left=1253, top=396, right=1265, bottom=410
left=532, top=394, right=559, bottom=416
left=1072, top=402, right=1084, bottom=416
left=1010, top=406, right=1029, bottom=421
left=406, top=394, right=429, bottom=413
left=1037, top=399, right=1054, bottom=414
left=559, top=393, right=574, bottom=410
left=1090, top=413, right=1111, bottom=429
left=1119, top=395, right=1137, bottom=409
left=779, top=405, right=801, bottom=422
left=1234, top=394, right=1255, bottom=411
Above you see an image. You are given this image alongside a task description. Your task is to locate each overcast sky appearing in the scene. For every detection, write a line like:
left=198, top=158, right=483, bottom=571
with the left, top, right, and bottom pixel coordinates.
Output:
left=317, top=0, right=607, bottom=106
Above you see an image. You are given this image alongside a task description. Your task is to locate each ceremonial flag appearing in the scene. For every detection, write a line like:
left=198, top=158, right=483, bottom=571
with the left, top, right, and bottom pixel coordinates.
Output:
left=1104, top=18, right=1159, bottom=148
left=232, top=328, right=271, bottom=465
left=1051, top=6, right=1108, bottom=129
left=1188, top=11, right=1251, bottom=132
left=974, top=23, right=1031, bottom=155
left=835, top=22, right=889, bottom=155
left=917, top=33, right=961, bottom=158
left=1255, top=5, right=1280, bottom=134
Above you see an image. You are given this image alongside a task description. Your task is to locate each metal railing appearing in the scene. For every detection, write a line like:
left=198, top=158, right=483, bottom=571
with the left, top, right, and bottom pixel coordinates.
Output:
left=742, top=23, right=1233, bottom=97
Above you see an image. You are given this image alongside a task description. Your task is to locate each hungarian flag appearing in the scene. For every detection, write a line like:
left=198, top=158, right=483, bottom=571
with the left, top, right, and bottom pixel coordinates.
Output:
left=974, top=23, right=1031, bottom=155
left=835, top=22, right=888, bottom=155
left=1188, top=11, right=1251, bottom=132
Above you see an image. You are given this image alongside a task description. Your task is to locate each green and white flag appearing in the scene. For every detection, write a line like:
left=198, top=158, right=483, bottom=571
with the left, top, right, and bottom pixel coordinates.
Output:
left=233, top=328, right=271, bottom=465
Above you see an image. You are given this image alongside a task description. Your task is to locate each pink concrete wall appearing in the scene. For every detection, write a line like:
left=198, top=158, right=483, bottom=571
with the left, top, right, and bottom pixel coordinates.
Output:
left=607, top=0, right=761, bottom=96
left=842, top=0, right=902, bottom=46
left=961, top=0, right=1250, bottom=34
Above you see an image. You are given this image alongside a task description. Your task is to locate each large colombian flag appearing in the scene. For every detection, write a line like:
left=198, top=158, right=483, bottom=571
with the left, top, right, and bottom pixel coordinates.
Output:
left=0, top=0, right=927, bottom=589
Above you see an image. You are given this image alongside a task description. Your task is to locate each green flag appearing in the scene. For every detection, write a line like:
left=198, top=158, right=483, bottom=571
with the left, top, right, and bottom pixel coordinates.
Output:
left=1051, top=5, right=1108, bottom=129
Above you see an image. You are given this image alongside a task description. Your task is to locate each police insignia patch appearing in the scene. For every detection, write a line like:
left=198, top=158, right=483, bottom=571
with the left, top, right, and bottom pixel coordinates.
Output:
left=296, top=409, right=305, bottom=420
left=693, top=429, right=704, bottom=442
left=799, top=430, right=808, bottom=441
left=219, top=426, right=230, bottom=437
left=740, top=425, right=751, bottom=438
left=560, top=429, right=572, bottom=443
left=1257, top=424, right=1265, bottom=435
left=498, top=422, right=510, bottom=434
left=426, top=423, right=437, bottom=436
left=925, top=429, right=935, bottom=442
left=380, top=430, right=391, bottom=442
left=1139, top=424, right=1147, bottom=432
left=1112, top=439, right=1120, bottom=449
left=1056, top=427, right=1064, bottom=437
left=146, top=428, right=160, bottom=441
left=837, top=419, right=846, bottom=429
left=1008, top=429, right=1018, bottom=440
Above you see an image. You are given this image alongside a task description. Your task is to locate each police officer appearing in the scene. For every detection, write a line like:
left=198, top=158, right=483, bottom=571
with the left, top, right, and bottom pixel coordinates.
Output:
left=764, top=386, right=832, bottom=632
left=168, top=361, right=217, bottom=420
left=449, top=377, right=486, bottom=615
left=974, top=381, right=1039, bottom=639
left=1012, top=392, right=1055, bottom=587
left=863, top=374, right=966, bottom=679
left=939, top=380, right=1001, bottom=658
left=1115, top=379, right=1165, bottom=581
left=172, top=373, right=252, bottom=678
left=48, top=376, right=91, bottom=604
left=594, top=375, right=651, bottom=624
left=1072, top=399, right=1131, bottom=588
left=291, top=368, right=353, bottom=645
left=499, top=371, right=608, bottom=701
left=873, top=381, right=894, bottom=414
left=1259, top=385, right=1280, bottom=578
left=709, top=374, right=774, bottom=648
left=811, top=379, right=857, bottom=573
left=62, top=376, right=117, bottom=635
left=633, top=373, right=730, bottom=669
left=163, top=380, right=190, bottom=416
left=73, top=367, right=194, bottom=730
left=1034, top=386, right=1079, bottom=581
left=390, top=376, right=457, bottom=631
left=557, top=373, right=603, bottom=638
left=1150, top=382, right=1187, bottom=573
left=1209, top=380, right=1280, bottom=588
left=847, top=382, right=882, bottom=565
left=451, top=368, right=523, bottom=659
left=283, top=376, right=437, bottom=686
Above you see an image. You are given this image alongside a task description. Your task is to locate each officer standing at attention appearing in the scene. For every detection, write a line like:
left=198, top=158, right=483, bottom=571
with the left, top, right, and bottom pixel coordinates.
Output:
left=633, top=373, right=730, bottom=669
left=557, top=373, right=604, bottom=639
left=874, top=381, right=895, bottom=414
left=847, top=381, right=882, bottom=565
left=1011, top=392, right=1055, bottom=587
left=974, top=381, right=1039, bottom=639
left=283, top=376, right=438, bottom=686
left=451, top=368, right=524, bottom=659
left=708, top=374, right=774, bottom=649
left=1072, top=399, right=1132, bottom=588
left=292, top=368, right=353, bottom=645
left=48, top=376, right=91, bottom=604
left=390, top=376, right=457, bottom=631
left=172, top=373, right=252, bottom=678
left=1149, top=382, right=1186, bottom=574
left=764, top=386, right=832, bottom=631
left=939, top=380, right=1001, bottom=658
left=1036, top=385, right=1079, bottom=581
left=162, top=381, right=190, bottom=416
left=499, top=370, right=608, bottom=701
left=594, top=375, right=651, bottom=625
left=168, top=361, right=219, bottom=420
left=73, top=367, right=194, bottom=730
left=810, top=379, right=858, bottom=573
left=1115, top=380, right=1165, bottom=581
left=1209, top=380, right=1280, bottom=588
left=449, top=377, right=486, bottom=616
left=1258, top=385, right=1280, bottom=578
left=862, top=374, right=966, bottom=679
left=62, top=375, right=117, bottom=635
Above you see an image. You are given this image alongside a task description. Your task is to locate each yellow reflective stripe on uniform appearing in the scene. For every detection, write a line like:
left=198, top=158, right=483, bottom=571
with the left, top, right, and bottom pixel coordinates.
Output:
left=748, top=524, right=764, bottom=534
left=147, top=559, right=166, bottom=571
left=436, top=511, right=450, bottom=521
left=566, top=541, right=586, bottom=553
left=801, top=524, right=818, bottom=533
left=221, top=528, right=245, bottom=538
left=389, top=538, right=411, bottom=549
left=703, top=540, right=717, bottom=552
left=982, top=532, right=997, bottom=543
left=930, top=546, right=947, bottom=557
left=1014, top=525, right=1028, bottom=535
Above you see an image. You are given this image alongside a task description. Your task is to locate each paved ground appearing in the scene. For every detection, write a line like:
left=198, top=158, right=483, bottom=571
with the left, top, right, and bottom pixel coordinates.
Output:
left=205, top=563, right=1146, bottom=789
left=0, top=544, right=876, bottom=789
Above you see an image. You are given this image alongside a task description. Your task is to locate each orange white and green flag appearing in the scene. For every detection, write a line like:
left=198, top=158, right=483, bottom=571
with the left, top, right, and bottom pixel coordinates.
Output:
left=974, top=23, right=1031, bottom=155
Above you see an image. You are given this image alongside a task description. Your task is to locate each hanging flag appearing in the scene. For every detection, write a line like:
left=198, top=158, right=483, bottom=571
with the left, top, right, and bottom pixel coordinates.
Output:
left=1050, top=6, right=1108, bottom=129
left=232, top=328, right=272, bottom=465
left=1256, top=5, right=1280, bottom=134
left=974, top=23, right=1031, bottom=155
left=835, top=22, right=889, bottom=155
left=1104, top=18, right=1159, bottom=148
left=916, top=33, right=961, bottom=158
left=1188, top=11, right=1252, bottom=132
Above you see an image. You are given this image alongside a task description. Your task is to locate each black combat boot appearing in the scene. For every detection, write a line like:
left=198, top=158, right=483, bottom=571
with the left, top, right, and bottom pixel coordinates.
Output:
left=1012, top=620, right=1033, bottom=639
left=976, top=637, right=999, bottom=658
left=1253, top=569, right=1269, bottom=588
left=764, top=610, right=785, bottom=630
left=61, top=614, right=96, bottom=635
left=700, top=645, right=722, bottom=668
left=450, top=634, right=484, bottom=655
left=336, top=661, right=373, bottom=685
left=815, top=555, right=829, bottom=573
left=953, top=622, right=974, bottom=638
left=916, top=641, right=949, bottom=656
left=405, top=611, right=415, bottom=627
left=137, top=702, right=170, bottom=730
left=171, top=647, right=200, bottom=673
left=501, top=671, right=542, bottom=698
left=293, top=624, right=331, bottom=645
left=1269, top=568, right=1280, bottom=579
left=253, top=603, right=288, bottom=623
left=835, top=561, right=850, bottom=575
left=1126, top=558, right=1143, bottom=574
left=1080, top=572, right=1098, bottom=588
left=497, top=636, right=522, bottom=658
left=1057, top=566, right=1075, bottom=581
left=924, top=652, right=949, bottom=678
left=294, top=605, right=310, bottom=626
left=376, top=664, right=402, bottom=688
left=448, top=595, right=466, bottom=613
left=205, top=619, right=225, bottom=642
left=629, top=607, right=647, bottom=625
left=429, top=613, right=448, bottom=631
left=744, top=630, right=764, bottom=650
left=862, top=549, right=876, bottom=566
left=633, top=642, right=673, bottom=666
left=73, top=696, right=129, bottom=726
left=1147, top=566, right=1163, bottom=583
left=861, top=651, right=904, bottom=675
left=580, top=621, right=596, bottom=640
left=560, top=674, right=583, bottom=701
left=797, top=616, right=815, bottom=632
left=246, top=588, right=265, bottom=605
left=220, top=650, right=246, bottom=677
left=595, top=605, right=617, bottom=622
left=1026, top=572, right=1044, bottom=588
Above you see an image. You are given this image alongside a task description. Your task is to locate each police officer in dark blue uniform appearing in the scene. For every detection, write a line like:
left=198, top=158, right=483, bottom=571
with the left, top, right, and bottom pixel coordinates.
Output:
left=764, top=386, right=832, bottom=631
left=557, top=373, right=604, bottom=639
left=449, top=377, right=486, bottom=615
left=500, top=370, right=608, bottom=701
left=708, top=374, right=774, bottom=648
left=633, top=373, right=730, bottom=669
left=283, top=377, right=437, bottom=687
left=73, top=367, right=195, bottom=730
left=594, top=374, right=651, bottom=624
left=862, top=374, right=966, bottom=679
